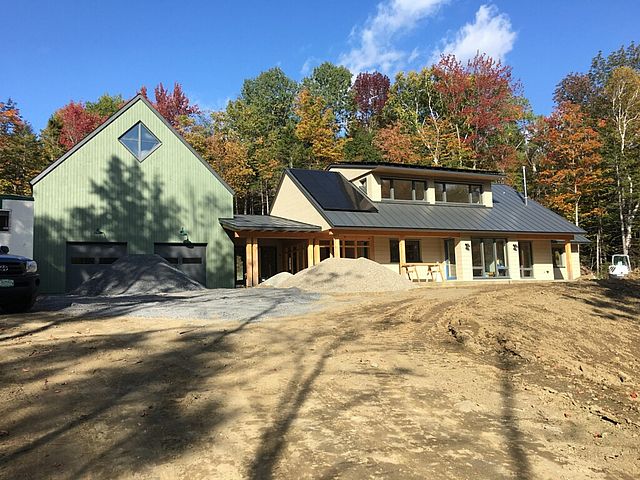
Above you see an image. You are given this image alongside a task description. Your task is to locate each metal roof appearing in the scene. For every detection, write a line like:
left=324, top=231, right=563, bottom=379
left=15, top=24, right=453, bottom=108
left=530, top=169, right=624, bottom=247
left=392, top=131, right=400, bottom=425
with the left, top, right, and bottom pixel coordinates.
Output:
left=327, top=161, right=503, bottom=177
left=285, top=168, right=585, bottom=235
left=30, top=95, right=234, bottom=194
left=219, top=215, right=321, bottom=232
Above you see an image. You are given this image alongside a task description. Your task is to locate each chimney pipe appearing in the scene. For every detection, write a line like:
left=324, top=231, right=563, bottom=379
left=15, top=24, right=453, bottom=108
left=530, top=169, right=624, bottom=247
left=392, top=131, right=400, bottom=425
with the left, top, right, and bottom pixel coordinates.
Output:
left=522, top=165, right=528, bottom=206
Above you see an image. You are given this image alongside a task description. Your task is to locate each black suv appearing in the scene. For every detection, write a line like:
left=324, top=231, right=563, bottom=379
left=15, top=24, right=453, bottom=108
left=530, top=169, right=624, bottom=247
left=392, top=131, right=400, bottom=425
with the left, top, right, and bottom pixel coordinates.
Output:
left=0, top=246, right=40, bottom=313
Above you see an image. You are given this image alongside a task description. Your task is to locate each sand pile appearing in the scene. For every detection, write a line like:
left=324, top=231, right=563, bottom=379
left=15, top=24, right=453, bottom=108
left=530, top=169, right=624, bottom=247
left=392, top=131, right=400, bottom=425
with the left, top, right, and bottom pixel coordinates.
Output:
left=279, top=257, right=415, bottom=293
left=258, top=271, right=294, bottom=287
left=73, top=254, right=205, bottom=296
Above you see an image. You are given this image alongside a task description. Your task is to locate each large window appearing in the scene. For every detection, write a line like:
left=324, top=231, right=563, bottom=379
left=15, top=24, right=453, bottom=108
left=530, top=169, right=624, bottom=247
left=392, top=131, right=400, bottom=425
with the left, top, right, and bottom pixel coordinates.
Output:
left=0, top=210, right=9, bottom=232
left=119, top=122, right=161, bottom=161
left=435, top=182, right=482, bottom=204
left=381, top=178, right=427, bottom=201
left=471, top=238, right=509, bottom=278
left=519, top=241, right=534, bottom=278
left=342, top=239, right=370, bottom=259
left=390, top=239, right=422, bottom=263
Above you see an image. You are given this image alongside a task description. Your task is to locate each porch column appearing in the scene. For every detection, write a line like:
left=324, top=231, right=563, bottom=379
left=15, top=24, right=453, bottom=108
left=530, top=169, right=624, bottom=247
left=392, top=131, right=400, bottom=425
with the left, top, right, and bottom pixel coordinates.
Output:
left=307, top=239, right=315, bottom=267
left=313, top=240, right=321, bottom=265
left=565, top=241, right=573, bottom=280
left=333, top=237, right=341, bottom=258
left=399, top=237, right=406, bottom=275
left=245, top=237, right=254, bottom=287
left=252, top=237, right=259, bottom=286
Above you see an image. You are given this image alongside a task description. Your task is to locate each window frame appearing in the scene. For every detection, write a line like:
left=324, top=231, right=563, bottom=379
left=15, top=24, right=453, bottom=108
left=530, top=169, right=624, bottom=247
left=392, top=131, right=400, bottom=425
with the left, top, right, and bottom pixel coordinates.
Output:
left=0, top=210, right=10, bottom=232
left=471, top=238, right=509, bottom=278
left=435, top=182, right=483, bottom=205
left=390, top=239, right=422, bottom=263
left=518, top=241, right=534, bottom=278
left=380, top=177, right=428, bottom=202
left=119, top=121, right=162, bottom=162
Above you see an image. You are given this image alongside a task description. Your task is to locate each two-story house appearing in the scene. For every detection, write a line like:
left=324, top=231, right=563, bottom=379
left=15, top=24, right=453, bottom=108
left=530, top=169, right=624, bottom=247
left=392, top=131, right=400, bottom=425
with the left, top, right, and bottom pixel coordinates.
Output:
left=220, top=162, right=587, bottom=286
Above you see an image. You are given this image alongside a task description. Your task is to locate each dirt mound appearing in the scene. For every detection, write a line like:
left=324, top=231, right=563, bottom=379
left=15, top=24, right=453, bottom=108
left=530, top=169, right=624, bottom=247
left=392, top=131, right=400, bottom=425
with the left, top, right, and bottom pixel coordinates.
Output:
left=73, top=254, right=205, bottom=296
left=258, top=271, right=294, bottom=287
left=279, top=257, right=415, bottom=293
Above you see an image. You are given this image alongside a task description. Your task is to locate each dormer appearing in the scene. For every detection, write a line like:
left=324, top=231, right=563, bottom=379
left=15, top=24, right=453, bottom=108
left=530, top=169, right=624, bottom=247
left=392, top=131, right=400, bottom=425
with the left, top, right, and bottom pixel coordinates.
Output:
left=327, top=163, right=503, bottom=207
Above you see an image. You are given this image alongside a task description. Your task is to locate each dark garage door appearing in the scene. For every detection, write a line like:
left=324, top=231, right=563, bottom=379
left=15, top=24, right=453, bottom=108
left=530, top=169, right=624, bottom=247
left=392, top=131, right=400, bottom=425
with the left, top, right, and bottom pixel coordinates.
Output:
left=66, top=242, right=127, bottom=292
left=154, top=243, right=207, bottom=286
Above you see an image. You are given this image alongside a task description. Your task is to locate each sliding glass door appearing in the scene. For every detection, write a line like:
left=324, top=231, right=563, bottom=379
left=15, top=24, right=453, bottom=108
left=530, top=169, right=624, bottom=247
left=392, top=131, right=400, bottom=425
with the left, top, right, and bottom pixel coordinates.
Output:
left=519, top=241, right=534, bottom=278
left=444, top=239, right=457, bottom=279
left=471, top=238, right=509, bottom=278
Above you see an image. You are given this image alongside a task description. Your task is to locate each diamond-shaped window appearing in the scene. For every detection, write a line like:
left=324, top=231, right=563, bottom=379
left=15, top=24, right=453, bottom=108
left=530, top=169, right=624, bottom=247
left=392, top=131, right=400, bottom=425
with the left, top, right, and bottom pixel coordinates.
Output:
left=119, top=122, right=161, bottom=161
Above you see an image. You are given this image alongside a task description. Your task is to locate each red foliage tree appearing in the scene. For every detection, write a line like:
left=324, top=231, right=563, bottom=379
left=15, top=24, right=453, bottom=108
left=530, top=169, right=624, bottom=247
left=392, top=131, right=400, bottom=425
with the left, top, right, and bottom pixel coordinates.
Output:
left=153, top=82, right=200, bottom=128
left=57, top=101, right=105, bottom=150
left=352, top=72, right=390, bottom=128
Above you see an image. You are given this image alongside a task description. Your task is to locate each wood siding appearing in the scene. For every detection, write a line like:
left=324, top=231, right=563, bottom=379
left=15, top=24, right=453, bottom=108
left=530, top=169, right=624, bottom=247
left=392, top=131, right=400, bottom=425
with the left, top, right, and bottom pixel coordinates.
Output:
left=32, top=99, right=234, bottom=292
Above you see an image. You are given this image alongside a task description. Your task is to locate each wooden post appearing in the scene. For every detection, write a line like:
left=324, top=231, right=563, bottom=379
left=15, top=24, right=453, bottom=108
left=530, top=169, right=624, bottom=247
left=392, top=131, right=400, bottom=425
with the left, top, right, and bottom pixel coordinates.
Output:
left=252, top=237, right=259, bottom=286
left=313, top=240, right=320, bottom=265
left=245, top=238, right=253, bottom=287
left=399, top=237, right=406, bottom=275
left=307, top=239, right=314, bottom=267
left=333, top=237, right=341, bottom=258
left=565, top=241, right=573, bottom=280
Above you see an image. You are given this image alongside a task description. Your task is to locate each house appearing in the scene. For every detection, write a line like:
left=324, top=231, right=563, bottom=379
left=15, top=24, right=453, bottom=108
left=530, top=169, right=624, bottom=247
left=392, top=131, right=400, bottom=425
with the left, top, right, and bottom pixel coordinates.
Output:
left=220, top=163, right=587, bottom=286
left=0, top=194, right=34, bottom=258
left=31, top=95, right=235, bottom=293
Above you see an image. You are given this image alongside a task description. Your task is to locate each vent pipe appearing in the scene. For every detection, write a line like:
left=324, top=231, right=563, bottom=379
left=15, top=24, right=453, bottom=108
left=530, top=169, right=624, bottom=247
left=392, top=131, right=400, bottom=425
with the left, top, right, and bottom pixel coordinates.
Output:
left=522, top=165, right=528, bottom=206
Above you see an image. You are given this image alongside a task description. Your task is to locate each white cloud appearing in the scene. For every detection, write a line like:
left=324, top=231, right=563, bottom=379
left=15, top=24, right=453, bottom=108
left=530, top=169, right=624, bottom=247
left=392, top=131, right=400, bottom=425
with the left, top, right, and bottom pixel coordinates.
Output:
left=432, top=4, right=516, bottom=63
left=339, top=0, right=448, bottom=74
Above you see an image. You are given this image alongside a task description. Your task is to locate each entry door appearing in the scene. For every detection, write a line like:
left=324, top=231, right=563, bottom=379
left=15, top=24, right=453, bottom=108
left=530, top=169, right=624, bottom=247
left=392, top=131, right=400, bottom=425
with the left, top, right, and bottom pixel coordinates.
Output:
left=154, top=243, right=207, bottom=286
left=444, top=239, right=457, bottom=279
left=260, top=246, right=277, bottom=282
left=66, top=242, right=127, bottom=292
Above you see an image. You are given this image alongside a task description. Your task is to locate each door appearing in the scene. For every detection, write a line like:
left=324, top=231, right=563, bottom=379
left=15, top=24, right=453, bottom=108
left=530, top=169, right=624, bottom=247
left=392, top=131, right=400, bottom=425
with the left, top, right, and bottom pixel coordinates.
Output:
left=259, top=246, right=277, bottom=282
left=66, top=242, right=127, bottom=292
left=444, top=239, right=457, bottom=279
left=154, top=243, right=207, bottom=286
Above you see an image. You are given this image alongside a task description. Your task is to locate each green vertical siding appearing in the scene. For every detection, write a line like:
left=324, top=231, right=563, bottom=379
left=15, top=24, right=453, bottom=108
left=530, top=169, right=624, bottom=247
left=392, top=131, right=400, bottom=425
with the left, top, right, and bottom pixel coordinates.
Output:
left=33, top=99, right=234, bottom=293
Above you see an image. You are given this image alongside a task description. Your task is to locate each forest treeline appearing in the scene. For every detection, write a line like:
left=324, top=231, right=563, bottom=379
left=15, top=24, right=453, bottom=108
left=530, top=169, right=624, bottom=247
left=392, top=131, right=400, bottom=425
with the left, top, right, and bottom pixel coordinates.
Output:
left=1, top=44, right=639, bottom=273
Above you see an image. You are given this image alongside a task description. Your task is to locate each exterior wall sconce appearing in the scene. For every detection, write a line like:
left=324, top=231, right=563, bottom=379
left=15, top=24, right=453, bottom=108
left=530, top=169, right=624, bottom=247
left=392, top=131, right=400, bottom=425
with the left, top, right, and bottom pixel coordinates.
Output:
left=465, top=243, right=471, bottom=251
left=179, top=227, right=189, bottom=242
left=513, top=244, right=518, bottom=251
left=94, top=228, right=105, bottom=237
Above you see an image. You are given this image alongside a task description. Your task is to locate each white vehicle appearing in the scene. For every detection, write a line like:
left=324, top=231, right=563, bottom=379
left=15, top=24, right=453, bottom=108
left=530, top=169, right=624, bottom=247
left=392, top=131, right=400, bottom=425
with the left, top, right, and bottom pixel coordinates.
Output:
left=608, top=254, right=631, bottom=279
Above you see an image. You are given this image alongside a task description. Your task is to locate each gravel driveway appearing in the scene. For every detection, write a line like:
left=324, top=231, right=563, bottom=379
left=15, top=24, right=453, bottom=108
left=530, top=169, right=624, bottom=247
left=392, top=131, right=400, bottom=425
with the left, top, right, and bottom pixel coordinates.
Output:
left=33, top=287, right=326, bottom=321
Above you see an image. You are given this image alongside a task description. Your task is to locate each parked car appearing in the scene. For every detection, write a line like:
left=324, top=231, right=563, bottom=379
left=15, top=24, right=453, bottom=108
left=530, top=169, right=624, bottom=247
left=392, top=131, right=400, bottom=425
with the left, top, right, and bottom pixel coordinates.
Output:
left=0, top=245, right=40, bottom=312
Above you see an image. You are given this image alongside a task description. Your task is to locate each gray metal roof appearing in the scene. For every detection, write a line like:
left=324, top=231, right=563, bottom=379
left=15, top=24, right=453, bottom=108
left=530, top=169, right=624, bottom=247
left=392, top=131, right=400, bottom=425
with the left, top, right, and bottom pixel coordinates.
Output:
left=220, top=215, right=321, bottom=232
left=323, top=185, right=585, bottom=234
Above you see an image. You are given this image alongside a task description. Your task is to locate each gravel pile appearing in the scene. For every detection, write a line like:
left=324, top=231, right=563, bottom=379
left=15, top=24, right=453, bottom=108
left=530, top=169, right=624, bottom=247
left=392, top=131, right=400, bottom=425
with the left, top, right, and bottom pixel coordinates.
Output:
left=279, top=257, right=415, bottom=293
left=73, top=254, right=205, bottom=296
left=258, top=271, right=294, bottom=287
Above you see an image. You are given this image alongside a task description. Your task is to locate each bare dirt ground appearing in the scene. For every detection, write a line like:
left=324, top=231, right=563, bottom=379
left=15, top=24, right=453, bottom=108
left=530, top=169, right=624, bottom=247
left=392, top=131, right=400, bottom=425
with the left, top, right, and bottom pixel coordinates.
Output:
left=1, top=280, right=639, bottom=479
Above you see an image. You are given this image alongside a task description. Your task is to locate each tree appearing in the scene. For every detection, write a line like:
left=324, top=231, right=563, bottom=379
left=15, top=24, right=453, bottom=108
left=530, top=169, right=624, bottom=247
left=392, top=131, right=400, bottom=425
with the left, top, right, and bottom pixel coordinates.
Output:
left=86, top=93, right=125, bottom=117
left=0, top=100, right=45, bottom=195
left=352, top=72, right=390, bottom=129
left=294, top=89, right=343, bottom=168
left=374, top=121, right=421, bottom=164
left=153, top=83, right=200, bottom=129
left=553, top=73, right=594, bottom=108
left=56, top=101, right=105, bottom=150
left=535, top=102, right=606, bottom=227
left=302, top=62, right=353, bottom=130
left=605, top=66, right=640, bottom=255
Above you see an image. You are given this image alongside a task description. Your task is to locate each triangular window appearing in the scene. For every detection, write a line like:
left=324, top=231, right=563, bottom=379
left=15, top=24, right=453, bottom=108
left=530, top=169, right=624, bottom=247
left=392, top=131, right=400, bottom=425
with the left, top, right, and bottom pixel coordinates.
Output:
left=119, top=122, right=161, bottom=161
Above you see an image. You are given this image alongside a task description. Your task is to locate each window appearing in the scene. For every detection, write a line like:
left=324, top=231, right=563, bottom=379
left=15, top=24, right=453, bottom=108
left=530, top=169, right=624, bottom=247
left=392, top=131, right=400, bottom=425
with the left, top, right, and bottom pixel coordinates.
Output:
left=552, top=246, right=564, bottom=268
left=319, top=240, right=332, bottom=261
left=390, top=239, right=421, bottom=263
left=0, top=210, right=9, bottom=232
left=471, top=238, right=509, bottom=278
left=435, top=182, right=483, bottom=204
left=342, top=239, right=370, bottom=259
left=519, top=241, right=533, bottom=278
left=381, top=178, right=428, bottom=201
left=119, top=122, right=161, bottom=161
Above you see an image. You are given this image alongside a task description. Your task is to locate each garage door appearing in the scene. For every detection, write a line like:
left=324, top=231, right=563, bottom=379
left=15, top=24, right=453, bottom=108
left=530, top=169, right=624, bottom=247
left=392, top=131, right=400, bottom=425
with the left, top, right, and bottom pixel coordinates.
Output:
left=66, top=242, right=128, bottom=292
left=154, top=243, right=207, bottom=286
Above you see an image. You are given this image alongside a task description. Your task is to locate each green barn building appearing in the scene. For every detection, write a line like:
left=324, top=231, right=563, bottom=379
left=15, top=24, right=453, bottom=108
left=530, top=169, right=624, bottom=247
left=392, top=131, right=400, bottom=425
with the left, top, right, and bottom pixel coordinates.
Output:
left=31, top=95, right=235, bottom=293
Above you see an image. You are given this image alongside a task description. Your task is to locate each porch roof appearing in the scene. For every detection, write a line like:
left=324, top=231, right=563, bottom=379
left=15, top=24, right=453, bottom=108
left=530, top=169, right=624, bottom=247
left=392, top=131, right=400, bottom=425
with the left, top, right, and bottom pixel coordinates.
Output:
left=220, top=214, right=322, bottom=232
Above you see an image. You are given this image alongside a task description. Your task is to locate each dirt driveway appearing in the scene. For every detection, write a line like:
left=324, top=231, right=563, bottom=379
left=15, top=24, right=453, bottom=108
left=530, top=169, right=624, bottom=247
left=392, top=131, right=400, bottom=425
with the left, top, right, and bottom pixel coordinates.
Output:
left=1, top=281, right=639, bottom=479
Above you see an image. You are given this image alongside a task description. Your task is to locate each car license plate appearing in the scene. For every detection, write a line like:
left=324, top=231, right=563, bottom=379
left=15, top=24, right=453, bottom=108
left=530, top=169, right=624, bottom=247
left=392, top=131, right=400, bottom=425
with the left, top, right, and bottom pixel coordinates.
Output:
left=0, top=279, right=14, bottom=287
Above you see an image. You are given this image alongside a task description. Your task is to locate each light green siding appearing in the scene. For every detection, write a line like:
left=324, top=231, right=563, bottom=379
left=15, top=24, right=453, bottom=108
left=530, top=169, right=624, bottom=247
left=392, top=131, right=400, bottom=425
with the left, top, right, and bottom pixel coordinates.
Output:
left=33, top=99, right=234, bottom=293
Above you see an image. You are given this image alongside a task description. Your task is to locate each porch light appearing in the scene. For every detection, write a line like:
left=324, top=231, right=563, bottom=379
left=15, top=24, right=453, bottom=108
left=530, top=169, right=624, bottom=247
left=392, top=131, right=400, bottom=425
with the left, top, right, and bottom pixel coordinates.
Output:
left=513, top=244, right=518, bottom=251
left=179, top=227, right=189, bottom=241
left=465, top=243, right=471, bottom=251
left=94, top=228, right=105, bottom=236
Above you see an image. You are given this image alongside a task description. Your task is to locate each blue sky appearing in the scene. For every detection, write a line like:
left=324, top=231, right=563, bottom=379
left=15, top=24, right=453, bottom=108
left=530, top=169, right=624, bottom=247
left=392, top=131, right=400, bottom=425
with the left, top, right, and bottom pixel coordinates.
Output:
left=3, top=0, right=639, bottom=131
